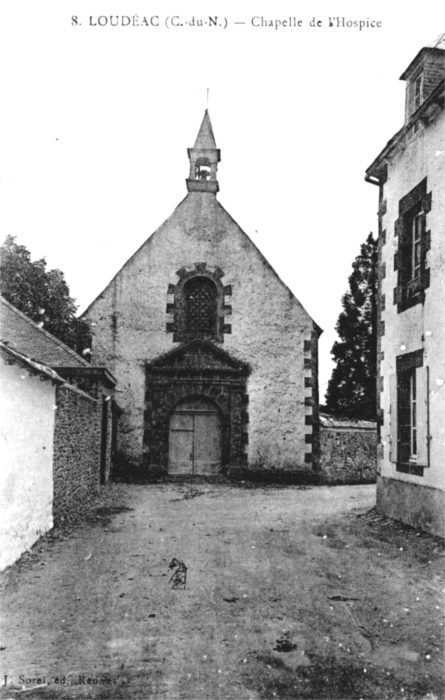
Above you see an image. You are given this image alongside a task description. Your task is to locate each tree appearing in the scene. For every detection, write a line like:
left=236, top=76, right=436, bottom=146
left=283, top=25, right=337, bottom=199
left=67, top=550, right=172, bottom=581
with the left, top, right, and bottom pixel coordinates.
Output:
left=0, top=235, right=91, bottom=356
left=325, top=233, right=378, bottom=420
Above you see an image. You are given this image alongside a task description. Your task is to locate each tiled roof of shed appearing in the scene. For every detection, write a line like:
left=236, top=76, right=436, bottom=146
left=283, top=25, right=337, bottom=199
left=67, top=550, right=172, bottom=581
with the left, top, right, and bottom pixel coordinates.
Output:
left=0, top=296, right=89, bottom=368
left=319, top=413, right=376, bottom=430
left=0, top=341, right=65, bottom=384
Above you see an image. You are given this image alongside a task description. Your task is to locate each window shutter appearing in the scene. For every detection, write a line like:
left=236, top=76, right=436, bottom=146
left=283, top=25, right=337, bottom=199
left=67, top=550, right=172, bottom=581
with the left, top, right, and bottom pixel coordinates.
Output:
left=421, top=192, right=432, bottom=214
left=419, top=213, right=431, bottom=292
left=393, top=286, right=402, bottom=305
left=420, top=211, right=426, bottom=263
left=394, top=218, right=403, bottom=238
left=389, top=373, right=398, bottom=463
left=416, top=366, right=430, bottom=467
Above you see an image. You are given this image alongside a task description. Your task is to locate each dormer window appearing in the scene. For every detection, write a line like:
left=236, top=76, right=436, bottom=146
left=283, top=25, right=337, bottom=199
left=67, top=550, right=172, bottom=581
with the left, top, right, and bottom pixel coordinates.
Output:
left=406, top=70, right=424, bottom=123
left=400, top=45, right=444, bottom=126
left=412, top=73, right=423, bottom=112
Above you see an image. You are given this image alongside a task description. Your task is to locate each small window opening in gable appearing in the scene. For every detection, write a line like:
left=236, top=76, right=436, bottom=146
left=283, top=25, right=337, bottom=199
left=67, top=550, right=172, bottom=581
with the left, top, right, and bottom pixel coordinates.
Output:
left=412, top=73, right=423, bottom=112
left=195, top=157, right=211, bottom=181
left=185, top=277, right=217, bottom=334
left=408, top=71, right=424, bottom=123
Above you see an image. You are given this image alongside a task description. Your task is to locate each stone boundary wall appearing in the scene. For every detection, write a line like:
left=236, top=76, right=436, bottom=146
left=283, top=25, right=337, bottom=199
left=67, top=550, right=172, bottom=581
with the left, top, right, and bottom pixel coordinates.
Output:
left=320, top=415, right=377, bottom=484
left=53, top=384, right=101, bottom=524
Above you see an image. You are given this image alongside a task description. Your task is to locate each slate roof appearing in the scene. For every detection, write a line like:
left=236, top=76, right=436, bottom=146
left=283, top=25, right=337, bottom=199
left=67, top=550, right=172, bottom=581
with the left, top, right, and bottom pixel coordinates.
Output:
left=0, top=296, right=89, bottom=368
left=0, top=340, right=65, bottom=385
left=193, top=110, right=217, bottom=150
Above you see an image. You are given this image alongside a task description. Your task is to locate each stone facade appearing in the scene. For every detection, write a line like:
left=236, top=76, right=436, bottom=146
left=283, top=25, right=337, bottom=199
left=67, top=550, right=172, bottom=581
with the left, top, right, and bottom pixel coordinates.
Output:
left=83, top=111, right=321, bottom=480
left=319, top=414, right=377, bottom=484
left=53, top=384, right=101, bottom=524
left=54, top=366, right=116, bottom=485
left=366, top=40, right=445, bottom=536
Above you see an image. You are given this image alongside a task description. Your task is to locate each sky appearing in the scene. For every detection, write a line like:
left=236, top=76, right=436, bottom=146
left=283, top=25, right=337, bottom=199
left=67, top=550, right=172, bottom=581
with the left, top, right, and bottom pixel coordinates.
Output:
left=0, top=0, right=443, bottom=396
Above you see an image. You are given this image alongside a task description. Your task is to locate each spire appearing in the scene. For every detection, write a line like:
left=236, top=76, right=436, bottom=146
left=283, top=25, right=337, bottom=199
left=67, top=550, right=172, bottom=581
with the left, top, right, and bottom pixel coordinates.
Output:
left=193, top=110, right=217, bottom=150
left=187, top=110, right=220, bottom=194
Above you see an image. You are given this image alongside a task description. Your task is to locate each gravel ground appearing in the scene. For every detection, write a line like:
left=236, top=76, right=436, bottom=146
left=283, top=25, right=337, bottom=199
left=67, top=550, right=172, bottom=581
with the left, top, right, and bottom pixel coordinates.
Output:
left=0, top=482, right=443, bottom=700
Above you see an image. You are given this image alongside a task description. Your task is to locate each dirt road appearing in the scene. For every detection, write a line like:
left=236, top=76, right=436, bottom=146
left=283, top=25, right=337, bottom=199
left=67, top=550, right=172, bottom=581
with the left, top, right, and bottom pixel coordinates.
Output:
left=0, top=483, right=443, bottom=699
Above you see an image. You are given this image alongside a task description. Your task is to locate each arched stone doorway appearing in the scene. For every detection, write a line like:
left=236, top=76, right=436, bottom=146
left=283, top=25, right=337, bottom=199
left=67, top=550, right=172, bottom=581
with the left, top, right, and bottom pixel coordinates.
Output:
left=168, top=397, right=222, bottom=475
left=144, top=339, right=250, bottom=478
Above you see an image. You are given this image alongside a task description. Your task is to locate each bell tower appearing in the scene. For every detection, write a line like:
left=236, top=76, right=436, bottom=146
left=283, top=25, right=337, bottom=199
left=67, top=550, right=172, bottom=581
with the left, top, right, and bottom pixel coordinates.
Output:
left=186, top=110, right=220, bottom=193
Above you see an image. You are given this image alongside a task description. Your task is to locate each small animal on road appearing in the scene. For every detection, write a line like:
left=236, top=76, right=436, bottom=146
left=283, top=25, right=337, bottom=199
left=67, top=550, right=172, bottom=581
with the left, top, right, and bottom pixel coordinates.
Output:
left=168, top=558, right=187, bottom=589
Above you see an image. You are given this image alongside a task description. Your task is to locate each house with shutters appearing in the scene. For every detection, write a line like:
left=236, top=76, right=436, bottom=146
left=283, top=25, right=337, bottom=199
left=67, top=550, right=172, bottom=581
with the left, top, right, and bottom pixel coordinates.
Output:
left=82, top=111, right=322, bottom=481
left=365, top=37, right=445, bottom=536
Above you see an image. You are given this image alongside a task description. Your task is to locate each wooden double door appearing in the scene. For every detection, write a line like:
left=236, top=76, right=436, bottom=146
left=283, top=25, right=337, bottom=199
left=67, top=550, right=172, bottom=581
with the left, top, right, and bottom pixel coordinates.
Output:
left=168, top=398, right=222, bottom=475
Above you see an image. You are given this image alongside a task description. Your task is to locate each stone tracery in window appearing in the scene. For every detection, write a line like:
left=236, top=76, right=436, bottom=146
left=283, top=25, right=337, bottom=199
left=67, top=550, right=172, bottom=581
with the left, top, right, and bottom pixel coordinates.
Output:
left=185, top=277, right=217, bottom=334
left=166, top=263, right=232, bottom=343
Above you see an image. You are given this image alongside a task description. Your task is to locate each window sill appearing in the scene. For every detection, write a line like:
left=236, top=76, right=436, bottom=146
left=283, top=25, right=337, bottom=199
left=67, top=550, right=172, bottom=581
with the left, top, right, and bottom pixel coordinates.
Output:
left=394, top=270, right=430, bottom=314
left=173, top=330, right=223, bottom=344
left=396, top=462, right=424, bottom=477
left=395, top=285, right=425, bottom=313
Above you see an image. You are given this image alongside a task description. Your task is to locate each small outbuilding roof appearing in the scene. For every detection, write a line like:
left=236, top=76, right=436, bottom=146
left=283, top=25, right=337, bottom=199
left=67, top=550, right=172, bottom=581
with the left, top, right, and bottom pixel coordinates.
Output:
left=0, top=341, right=65, bottom=385
left=0, top=296, right=90, bottom=368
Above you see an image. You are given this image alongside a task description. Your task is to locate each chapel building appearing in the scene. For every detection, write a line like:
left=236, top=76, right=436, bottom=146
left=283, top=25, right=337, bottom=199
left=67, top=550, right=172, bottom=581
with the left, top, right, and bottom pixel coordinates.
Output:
left=83, top=112, right=321, bottom=480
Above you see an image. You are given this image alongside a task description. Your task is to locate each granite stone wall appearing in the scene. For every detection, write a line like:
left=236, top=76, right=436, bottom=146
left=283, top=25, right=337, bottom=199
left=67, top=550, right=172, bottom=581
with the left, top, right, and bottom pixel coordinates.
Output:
left=101, top=395, right=113, bottom=484
left=53, top=384, right=101, bottom=524
left=320, top=424, right=377, bottom=484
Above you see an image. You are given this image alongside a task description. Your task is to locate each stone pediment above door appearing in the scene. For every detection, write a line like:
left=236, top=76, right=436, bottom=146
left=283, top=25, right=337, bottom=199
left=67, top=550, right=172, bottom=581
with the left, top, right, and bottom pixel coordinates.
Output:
left=146, top=339, right=249, bottom=376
